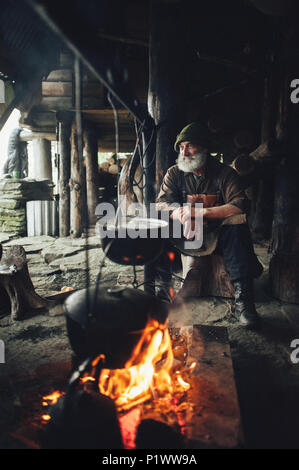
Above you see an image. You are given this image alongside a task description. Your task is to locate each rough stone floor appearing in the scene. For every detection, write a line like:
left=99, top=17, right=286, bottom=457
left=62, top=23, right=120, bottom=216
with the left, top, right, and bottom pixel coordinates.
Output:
left=0, top=234, right=299, bottom=449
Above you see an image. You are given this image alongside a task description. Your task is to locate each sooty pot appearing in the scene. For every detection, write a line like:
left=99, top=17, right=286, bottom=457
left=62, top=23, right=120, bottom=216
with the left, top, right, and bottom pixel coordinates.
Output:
left=64, top=285, right=169, bottom=369
left=98, top=217, right=169, bottom=266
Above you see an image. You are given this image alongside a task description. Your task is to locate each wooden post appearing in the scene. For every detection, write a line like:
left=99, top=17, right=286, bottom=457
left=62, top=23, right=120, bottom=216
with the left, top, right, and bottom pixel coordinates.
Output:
left=250, top=68, right=280, bottom=239
left=57, top=112, right=72, bottom=237
left=269, top=67, right=299, bottom=303
left=148, top=0, right=188, bottom=189
left=70, top=122, right=84, bottom=238
left=83, top=128, right=99, bottom=226
left=261, top=72, right=280, bottom=143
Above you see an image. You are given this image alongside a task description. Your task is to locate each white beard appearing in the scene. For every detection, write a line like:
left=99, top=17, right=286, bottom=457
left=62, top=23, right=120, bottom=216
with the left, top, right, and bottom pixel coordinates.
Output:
left=177, top=151, right=208, bottom=173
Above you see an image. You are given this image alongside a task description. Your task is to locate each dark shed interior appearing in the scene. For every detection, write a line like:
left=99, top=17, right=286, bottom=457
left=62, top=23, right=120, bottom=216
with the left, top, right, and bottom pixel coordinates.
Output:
left=0, top=0, right=299, bottom=452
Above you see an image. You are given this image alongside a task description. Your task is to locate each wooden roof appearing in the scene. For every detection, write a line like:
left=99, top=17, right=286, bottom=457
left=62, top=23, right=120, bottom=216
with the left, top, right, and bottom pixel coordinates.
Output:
left=0, top=0, right=298, bottom=151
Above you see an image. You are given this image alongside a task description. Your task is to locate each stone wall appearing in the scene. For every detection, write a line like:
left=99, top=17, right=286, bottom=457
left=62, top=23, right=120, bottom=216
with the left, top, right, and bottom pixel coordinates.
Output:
left=0, top=178, right=54, bottom=237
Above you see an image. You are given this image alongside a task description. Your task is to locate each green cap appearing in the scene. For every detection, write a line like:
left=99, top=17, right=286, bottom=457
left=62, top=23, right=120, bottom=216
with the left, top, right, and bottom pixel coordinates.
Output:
left=174, top=122, right=213, bottom=152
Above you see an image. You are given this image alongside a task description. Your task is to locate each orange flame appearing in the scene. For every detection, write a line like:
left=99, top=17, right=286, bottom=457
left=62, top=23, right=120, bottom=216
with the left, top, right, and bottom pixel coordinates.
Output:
left=41, top=391, right=63, bottom=423
left=80, top=376, right=96, bottom=384
left=40, top=322, right=194, bottom=424
left=42, top=391, right=63, bottom=405
left=175, top=372, right=191, bottom=391
left=169, top=287, right=175, bottom=300
left=96, top=319, right=175, bottom=411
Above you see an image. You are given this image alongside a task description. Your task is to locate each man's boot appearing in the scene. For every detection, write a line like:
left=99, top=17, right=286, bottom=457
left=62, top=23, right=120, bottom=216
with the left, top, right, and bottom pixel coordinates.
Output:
left=233, top=278, right=259, bottom=327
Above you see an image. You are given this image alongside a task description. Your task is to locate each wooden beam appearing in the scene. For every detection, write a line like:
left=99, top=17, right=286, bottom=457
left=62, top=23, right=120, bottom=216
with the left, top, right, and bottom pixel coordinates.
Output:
left=98, top=140, right=135, bottom=153
left=96, top=31, right=148, bottom=48
left=70, top=122, right=84, bottom=238
left=29, top=111, right=56, bottom=127
left=148, top=1, right=188, bottom=188
left=19, top=131, right=56, bottom=141
left=58, top=113, right=72, bottom=237
left=42, top=81, right=72, bottom=97
left=42, top=81, right=104, bottom=99
left=196, top=52, right=258, bottom=76
left=26, top=0, right=148, bottom=126
left=84, top=127, right=99, bottom=226
left=45, top=69, right=73, bottom=82
left=40, top=96, right=103, bottom=110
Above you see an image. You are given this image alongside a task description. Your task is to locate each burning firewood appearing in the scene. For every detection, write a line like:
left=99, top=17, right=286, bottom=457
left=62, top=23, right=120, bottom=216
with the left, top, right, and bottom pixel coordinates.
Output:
left=135, top=419, right=185, bottom=449
left=41, top=389, right=123, bottom=449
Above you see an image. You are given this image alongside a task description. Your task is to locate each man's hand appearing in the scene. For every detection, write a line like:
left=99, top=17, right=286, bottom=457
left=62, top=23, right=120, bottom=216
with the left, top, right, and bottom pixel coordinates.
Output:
left=171, top=205, right=205, bottom=240
left=171, top=205, right=205, bottom=224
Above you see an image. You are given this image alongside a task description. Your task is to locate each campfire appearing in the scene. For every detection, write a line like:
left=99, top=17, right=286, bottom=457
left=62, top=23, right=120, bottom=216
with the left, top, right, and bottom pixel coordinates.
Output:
left=8, top=317, right=241, bottom=450
left=12, top=280, right=239, bottom=450
left=79, top=318, right=195, bottom=412
left=40, top=316, right=197, bottom=448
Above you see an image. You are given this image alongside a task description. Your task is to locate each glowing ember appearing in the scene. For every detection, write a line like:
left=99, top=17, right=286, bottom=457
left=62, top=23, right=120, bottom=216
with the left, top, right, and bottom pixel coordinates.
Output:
left=40, top=391, right=64, bottom=423
left=118, top=408, right=141, bottom=449
left=80, top=376, right=96, bottom=384
left=175, top=373, right=191, bottom=391
left=42, top=391, right=63, bottom=405
left=169, top=287, right=175, bottom=300
left=41, top=414, right=51, bottom=422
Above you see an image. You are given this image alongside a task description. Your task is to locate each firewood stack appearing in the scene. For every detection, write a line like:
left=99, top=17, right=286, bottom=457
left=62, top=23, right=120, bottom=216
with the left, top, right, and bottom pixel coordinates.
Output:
left=98, top=154, right=129, bottom=175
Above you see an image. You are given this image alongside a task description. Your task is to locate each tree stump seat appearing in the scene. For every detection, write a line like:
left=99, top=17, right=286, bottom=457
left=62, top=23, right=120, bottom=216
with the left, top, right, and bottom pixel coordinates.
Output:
left=178, top=253, right=235, bottom=299
left=0, top=243, right=51, bottom=321
left=269, top=252, right=299, bottom=304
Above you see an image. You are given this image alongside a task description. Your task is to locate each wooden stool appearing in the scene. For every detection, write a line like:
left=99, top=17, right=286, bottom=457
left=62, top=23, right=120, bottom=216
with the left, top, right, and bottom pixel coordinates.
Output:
left=0, top=243, right=51, bottom=321
left=178, top=253, right=235, bottom=299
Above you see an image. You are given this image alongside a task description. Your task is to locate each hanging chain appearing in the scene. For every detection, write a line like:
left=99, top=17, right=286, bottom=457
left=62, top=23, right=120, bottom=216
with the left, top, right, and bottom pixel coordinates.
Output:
left=132, top=264, right=138, bottom=289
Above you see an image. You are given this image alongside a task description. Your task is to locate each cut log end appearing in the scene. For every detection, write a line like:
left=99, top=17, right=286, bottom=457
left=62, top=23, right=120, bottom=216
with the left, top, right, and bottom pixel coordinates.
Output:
left=0, top=243, right=51, bottom=320
left=178, top=254, right=235, bottom=299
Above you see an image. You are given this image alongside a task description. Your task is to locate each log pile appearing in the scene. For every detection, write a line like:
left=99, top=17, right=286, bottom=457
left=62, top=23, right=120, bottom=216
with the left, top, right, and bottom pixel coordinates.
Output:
left=99, top=154, right=129, bottom=175
left=0, top=178, right=54, bottom=236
